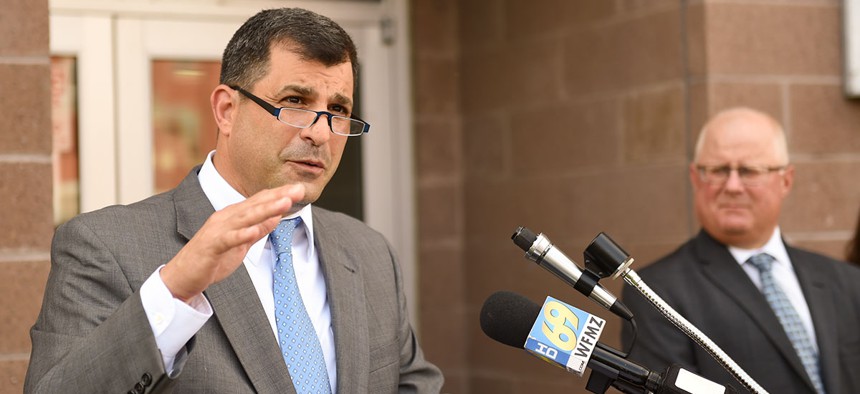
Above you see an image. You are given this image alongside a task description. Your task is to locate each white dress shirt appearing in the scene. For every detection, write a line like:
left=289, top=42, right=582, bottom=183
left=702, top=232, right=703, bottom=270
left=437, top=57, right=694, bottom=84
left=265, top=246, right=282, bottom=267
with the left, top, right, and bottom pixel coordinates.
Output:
left=728, top=227, right=818, bottom=351
left=139, top=151, right=336, bottom=391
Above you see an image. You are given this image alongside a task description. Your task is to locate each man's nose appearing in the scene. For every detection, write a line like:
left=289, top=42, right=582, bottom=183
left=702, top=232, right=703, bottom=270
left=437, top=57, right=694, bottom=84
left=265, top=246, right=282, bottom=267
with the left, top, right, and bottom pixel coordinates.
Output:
left=300, top=113, right=332, bottom=145
left=724, top=168, right=745, bottom=190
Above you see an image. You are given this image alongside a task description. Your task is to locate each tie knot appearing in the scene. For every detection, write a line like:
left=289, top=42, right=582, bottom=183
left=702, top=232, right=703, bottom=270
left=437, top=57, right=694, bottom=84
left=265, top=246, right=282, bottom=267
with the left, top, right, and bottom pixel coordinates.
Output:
left=270, top=217, right=302, bottom=255
left=747, top=253, right=775, bottom=273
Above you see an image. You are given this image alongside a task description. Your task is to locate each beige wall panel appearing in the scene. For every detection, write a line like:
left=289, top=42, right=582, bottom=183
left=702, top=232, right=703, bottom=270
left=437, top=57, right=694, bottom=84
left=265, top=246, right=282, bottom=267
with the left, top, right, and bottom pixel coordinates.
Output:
left=562, top=9, right=683, bottom=96
left=560, top=166, right=691, bottom=242
left=783, top=161, right=860, bottom=234
left=622, top=84, right=687, bottom=164
left=464, top=177, right=570, bottom=240
left=510, top=99, right=620, bottom=175
left=459, top=1, right=504, bottom=50
left=705, top=3, right=840, bottom=75
left=416, top=119, right=462, bottom=178
left=688, top=81, right=784, bottom=134
left=418, top=183, right=463, bottom=242
left=411, top=0, right=458, bottom=53
left=461, top=48, right=514, bottom=112
left=790, top=84, right=860, bottom=154
left=414, top=56, right=461, bottom=116
left=463, top=112, right=509, bottom=179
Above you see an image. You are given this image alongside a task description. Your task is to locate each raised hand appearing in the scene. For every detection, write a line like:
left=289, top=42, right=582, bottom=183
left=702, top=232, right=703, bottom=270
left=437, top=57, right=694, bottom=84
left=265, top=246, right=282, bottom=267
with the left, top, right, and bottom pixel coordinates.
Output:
left=160, top=183, right=305, bottom=302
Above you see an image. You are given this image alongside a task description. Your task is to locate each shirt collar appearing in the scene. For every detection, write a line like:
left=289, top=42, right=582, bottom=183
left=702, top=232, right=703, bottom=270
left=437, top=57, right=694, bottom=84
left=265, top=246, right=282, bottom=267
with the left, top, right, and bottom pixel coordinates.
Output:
left=728, top=227, right=791, bottom=268
left=197, top=150, right=316, bottom=266
left=198, top=151, right=244, bottom=212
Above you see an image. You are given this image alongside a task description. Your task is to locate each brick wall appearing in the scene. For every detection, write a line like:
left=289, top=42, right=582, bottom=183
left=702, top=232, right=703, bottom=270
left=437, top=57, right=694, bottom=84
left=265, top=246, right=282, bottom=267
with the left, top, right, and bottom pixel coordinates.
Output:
left=0, top=0, right=51, bottom=392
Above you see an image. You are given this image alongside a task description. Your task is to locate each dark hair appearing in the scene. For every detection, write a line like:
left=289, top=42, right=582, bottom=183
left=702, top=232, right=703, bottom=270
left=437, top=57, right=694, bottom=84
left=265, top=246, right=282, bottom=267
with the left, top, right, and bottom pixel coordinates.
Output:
left=219, top=8, right=359, bottom=89
left=849, top=210, right=860, bottom=266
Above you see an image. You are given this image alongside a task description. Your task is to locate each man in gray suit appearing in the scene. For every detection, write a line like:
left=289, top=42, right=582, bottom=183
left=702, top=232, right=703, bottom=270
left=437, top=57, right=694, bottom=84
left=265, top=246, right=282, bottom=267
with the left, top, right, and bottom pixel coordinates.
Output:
left=621, top=107, right=860, bottom=393
left=25, top=8, right=443, bottom=393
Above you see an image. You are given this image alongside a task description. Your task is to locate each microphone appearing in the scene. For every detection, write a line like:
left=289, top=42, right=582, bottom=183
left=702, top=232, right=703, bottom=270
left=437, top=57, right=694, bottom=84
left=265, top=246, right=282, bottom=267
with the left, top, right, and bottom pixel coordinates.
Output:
left=511, top=227, right=634, bottom=320
left=480, top=291, right=736, bottom=394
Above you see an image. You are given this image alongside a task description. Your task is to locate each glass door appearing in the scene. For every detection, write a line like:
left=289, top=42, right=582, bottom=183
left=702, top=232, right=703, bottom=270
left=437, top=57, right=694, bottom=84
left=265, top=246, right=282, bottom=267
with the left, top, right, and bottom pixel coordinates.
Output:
left=49, top=14, right=117, bottom=215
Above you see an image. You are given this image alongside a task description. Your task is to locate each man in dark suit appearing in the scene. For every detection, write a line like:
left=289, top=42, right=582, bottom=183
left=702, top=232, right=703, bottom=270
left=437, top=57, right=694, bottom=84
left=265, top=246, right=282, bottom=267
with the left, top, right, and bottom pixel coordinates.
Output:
left=25, top=8, right=443, bottom=393
left=621, top=107, right=860, bottom=394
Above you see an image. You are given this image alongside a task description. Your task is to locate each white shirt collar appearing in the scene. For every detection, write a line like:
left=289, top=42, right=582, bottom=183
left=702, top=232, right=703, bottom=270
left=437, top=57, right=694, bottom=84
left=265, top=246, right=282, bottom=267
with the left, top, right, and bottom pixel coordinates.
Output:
left=728, top=227, right=791, bottom=269
left=197, top=150, right=316, bottom=266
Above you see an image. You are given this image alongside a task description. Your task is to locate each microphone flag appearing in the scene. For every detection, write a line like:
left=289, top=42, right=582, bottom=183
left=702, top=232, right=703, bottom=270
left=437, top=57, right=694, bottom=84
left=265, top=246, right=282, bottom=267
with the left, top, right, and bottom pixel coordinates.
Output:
left=524, top=296, right=606, bottom=376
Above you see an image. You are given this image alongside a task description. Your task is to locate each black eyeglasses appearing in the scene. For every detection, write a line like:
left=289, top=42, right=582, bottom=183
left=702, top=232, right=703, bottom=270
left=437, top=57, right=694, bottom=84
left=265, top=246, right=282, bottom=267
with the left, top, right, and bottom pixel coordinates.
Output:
left=230, top=85, right=370, bottom=136
left=696, top=164, right=787, bottom=186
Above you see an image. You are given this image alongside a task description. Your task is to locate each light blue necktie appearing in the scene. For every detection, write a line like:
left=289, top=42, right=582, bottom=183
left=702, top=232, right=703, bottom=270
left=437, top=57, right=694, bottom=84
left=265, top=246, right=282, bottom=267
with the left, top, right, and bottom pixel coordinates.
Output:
left=270, top=218, right=332, bottom=394
left=748, top=253, right=825, bottom=394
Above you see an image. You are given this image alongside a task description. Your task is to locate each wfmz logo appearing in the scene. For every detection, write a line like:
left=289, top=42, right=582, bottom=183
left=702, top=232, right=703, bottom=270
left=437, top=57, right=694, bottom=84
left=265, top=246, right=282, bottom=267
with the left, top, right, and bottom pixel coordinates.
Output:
left=524, top=296, right=605, bottom=376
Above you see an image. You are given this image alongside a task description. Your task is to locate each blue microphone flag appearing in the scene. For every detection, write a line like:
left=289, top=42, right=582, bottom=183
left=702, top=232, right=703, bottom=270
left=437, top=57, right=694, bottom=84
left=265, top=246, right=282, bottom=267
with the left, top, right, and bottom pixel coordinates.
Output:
left=524, top=296, right=606, bottom=376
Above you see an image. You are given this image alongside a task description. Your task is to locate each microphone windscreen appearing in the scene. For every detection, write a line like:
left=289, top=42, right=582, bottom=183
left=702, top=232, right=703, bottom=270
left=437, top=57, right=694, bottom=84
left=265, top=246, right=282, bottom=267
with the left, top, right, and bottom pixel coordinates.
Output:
left=511, top=227, right=537, bottom=252
left=479, top=291, right=541, bottom=348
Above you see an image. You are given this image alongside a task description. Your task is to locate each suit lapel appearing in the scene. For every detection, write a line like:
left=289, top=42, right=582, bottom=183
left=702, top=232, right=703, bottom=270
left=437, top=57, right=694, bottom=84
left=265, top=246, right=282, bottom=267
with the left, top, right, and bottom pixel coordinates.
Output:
left=173, top=166, right=214, bottom=242
left=206, top=269, right=296, bottom=393
left=693, top=232, right=813, bottom=387
left=791, top=248, right=840, bottom=394
left=172, top=168, right=296, bottom=393
left=313, top=209, right=368, bottom=394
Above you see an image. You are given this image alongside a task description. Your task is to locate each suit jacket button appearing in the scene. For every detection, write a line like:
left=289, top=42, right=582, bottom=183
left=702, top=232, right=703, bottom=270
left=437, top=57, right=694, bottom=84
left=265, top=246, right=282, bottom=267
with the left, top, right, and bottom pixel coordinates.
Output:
left=134, top=382, right=145, bottom=392
left=141, top=373, right=152, bottom=386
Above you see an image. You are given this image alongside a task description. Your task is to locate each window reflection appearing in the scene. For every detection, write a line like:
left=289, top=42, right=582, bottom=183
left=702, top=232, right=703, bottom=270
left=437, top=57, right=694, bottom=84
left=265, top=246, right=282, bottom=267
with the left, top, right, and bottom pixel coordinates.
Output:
left=152, top=60, right=219, bottom=193
left=50, top=56, right=80, bottom=226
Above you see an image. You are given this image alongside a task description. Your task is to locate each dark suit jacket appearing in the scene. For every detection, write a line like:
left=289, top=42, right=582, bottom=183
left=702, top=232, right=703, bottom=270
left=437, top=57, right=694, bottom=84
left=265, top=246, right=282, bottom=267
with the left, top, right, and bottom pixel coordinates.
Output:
left=25, top=168, right=443, bottom=393
left=621, top=230, right=860, bottom=394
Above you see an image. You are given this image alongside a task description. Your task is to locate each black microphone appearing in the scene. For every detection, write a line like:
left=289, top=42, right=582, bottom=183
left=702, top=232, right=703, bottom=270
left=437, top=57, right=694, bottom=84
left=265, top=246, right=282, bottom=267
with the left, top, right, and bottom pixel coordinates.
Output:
left=511, top=227, right=634, bottom=320
left=480, top=291, right=736, bottom=394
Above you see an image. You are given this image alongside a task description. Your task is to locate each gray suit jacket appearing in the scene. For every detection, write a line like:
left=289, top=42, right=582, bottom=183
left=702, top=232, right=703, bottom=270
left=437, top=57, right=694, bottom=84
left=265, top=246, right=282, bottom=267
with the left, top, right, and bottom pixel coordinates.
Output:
left=25, top=168, right=443, bottom=393
left=621, top=230, right=860, bottom=394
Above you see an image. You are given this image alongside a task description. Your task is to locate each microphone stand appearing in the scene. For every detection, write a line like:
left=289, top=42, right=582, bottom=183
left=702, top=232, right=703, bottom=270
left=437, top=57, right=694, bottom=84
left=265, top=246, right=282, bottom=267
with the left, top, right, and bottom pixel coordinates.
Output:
left=584, top=233, right=769, bottom=394
left=585, top=342, right=735, bottom=394
left=585, top=344, right=649, bottom=394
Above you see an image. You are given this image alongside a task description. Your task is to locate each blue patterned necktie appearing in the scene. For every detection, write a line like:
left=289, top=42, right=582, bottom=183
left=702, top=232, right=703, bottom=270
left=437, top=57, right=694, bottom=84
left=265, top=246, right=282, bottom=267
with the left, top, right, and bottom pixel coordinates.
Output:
left=269, top=218, right=332, bottom=394
left=748, top=253, right=825, bottom=394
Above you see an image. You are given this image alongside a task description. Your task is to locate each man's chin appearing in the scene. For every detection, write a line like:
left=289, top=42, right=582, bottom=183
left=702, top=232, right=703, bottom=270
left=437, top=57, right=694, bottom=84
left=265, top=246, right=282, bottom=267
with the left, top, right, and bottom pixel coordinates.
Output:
left=711, top=214, right=753, bottom=233
left=295, top=184, right=322, bottom=206
left=706, top=223, right=755, bottom=247
left=713, top=223, right=756, bottom=246
left=719, top=221, right=752, bottom=234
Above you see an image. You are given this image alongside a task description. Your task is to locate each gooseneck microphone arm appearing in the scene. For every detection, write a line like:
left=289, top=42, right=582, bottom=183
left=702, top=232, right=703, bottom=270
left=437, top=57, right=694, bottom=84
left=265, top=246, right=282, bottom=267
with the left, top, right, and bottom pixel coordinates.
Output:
left=581, top=233, right=769, bottom=394
left=511, top=227, right=634, bottom=321
left=622, top=270, right=767, bottom=394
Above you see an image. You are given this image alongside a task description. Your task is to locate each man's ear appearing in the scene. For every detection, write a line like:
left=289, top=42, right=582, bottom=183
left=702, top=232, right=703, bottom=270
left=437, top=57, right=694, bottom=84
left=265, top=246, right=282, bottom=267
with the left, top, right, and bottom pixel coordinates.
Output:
left=688, top=162, right=701, bottom=191
left=781, top=164, right=795, bottom=196
left=211, top=84, right=237, bottom=137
